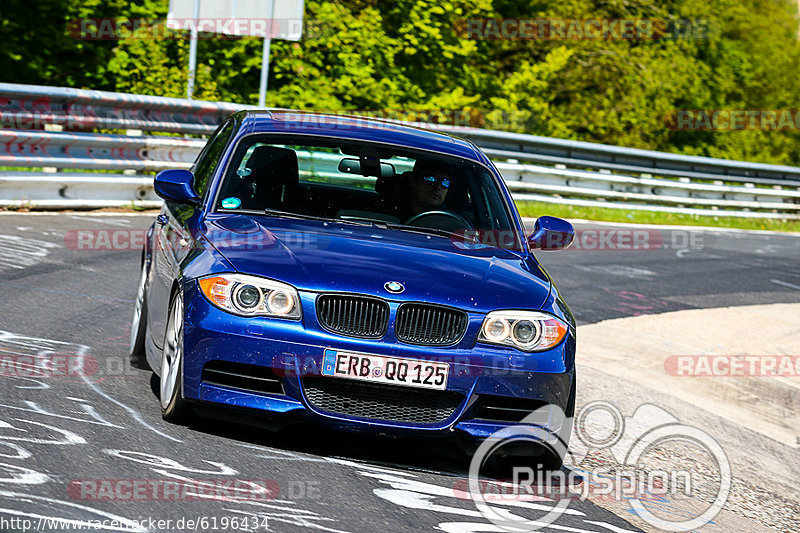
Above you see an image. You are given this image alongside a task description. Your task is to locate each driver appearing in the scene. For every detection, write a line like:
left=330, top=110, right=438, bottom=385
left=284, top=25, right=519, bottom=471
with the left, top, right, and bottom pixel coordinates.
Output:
left=400, top=159, right=452, bottom=222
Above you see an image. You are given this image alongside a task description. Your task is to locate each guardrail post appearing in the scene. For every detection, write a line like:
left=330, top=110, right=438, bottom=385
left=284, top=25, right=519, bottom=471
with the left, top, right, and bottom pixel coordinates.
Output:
left=43, top=124, right=63, bottom=174
left=125, top=129, right=143, bottom=176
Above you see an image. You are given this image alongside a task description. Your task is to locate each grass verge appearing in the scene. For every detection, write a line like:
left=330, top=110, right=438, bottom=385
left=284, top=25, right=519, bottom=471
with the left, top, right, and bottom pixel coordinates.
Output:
left=516, top=201, right=800, bottom=232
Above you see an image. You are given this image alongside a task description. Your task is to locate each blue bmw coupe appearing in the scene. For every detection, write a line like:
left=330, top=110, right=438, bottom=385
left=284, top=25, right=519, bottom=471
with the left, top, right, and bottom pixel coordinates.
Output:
left=130, top=111, right=576, bottom=468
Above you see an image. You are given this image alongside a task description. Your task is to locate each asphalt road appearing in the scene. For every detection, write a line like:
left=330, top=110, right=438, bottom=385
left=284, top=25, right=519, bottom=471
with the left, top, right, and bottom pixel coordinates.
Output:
left=0, top=213, right=797, bottom=533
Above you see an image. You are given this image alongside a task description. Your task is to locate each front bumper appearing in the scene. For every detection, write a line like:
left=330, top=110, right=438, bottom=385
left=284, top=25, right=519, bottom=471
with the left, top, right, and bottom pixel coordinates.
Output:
left=181, top=281, right=575, bottom=441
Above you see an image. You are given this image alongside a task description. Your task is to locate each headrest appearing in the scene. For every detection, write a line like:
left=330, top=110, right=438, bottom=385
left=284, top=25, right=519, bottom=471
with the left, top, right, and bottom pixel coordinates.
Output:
left=244, top=145, right=299, bottom=187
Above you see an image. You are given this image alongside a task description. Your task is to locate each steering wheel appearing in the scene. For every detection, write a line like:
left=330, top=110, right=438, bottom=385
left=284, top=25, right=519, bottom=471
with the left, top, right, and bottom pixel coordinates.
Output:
left=405, top=210, right=474, bottom=231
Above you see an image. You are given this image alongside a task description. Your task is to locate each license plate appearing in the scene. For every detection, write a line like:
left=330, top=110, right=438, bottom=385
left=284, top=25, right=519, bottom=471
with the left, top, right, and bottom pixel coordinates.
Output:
left=321, top=349, right=449, bottom=390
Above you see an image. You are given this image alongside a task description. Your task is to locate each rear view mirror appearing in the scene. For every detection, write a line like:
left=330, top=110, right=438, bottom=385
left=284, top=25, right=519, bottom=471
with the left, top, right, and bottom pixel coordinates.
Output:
left=528, top=216, right=574, bottom=251
left=338, top=157, right=395, bottom=178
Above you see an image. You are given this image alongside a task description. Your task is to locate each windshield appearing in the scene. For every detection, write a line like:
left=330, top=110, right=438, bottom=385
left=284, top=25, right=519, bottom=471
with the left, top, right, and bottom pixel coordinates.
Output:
left=213, top=134, right=522, bottom=250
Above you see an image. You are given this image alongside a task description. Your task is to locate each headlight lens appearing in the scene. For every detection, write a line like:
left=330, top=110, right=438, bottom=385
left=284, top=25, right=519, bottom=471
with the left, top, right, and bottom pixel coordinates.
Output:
left=233, top=284, right=263, bottom=311
left=478, top=311, right=568, bottom=351
left=198, top=274, right=301, bottom=319
left=482, top=317, right=511, bottom=342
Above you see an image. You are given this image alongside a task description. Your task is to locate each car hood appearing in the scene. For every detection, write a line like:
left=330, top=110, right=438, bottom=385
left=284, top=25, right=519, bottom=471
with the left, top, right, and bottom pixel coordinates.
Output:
left=200, top=214, right=551, bottom=313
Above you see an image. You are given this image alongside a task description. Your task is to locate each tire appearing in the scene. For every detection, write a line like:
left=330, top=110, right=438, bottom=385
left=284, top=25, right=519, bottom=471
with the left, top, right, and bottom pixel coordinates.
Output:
left=129, top=261, right=151, bottom=370
left=496, top=383, right=576, bottom=474
left=496, top=444, right=564, bottom=474
left=160, top=291, right=192, bottom=423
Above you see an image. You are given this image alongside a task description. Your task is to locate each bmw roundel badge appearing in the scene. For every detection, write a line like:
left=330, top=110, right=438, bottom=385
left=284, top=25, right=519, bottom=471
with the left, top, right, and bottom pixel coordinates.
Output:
left=384, top=281, right=405, bottom=294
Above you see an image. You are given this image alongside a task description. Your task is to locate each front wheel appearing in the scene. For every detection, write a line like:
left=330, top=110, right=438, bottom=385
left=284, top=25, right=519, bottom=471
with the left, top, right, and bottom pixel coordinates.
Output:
left=160, top=291, right=192, bottom=423
left=496, top=443, right=565, bottom=474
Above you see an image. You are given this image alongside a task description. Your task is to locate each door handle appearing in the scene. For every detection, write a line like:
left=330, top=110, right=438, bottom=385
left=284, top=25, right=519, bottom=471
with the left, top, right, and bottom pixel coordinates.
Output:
left=156, top=214, right=169, bottom=225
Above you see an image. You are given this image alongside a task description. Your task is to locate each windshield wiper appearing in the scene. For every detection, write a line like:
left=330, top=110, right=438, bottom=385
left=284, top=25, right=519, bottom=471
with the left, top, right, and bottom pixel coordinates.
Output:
left=262, top=209, right=320, bottom=220
left=264, top=210, right=389, bottom=229
left=260, top=210, right=452, bottom=239
left=384, top=223, right=455, bottom=239
left=332, top=218, right=387, bottom=228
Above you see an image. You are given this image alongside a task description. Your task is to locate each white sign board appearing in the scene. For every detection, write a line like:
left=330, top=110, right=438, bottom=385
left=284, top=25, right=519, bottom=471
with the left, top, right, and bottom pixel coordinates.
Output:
left=167, top=0, right=304, bottom=40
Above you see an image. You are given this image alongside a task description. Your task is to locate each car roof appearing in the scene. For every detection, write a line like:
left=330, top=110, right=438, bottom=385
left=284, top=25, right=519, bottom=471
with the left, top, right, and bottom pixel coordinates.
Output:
left=238, top=110, right=486, bottom=162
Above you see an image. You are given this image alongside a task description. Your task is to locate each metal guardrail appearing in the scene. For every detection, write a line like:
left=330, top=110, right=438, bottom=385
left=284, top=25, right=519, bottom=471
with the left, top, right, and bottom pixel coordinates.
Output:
left=0, top=173, right=161, bottom=209
left=1, top=82, right=799, bottom=218
left=0, top=82, right=239, bottom=134
left=0, top=130, right=201, bottom=171
left=456, top=128, right=800, bottom=188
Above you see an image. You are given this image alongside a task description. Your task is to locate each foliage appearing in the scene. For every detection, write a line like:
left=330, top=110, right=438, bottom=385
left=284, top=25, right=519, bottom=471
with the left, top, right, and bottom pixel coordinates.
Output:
left=2, top=0, right=800, bottom=165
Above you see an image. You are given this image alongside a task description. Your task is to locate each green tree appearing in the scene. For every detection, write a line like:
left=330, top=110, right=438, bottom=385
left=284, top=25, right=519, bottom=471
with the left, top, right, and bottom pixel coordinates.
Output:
left=3, top=0, right=800, bottom=166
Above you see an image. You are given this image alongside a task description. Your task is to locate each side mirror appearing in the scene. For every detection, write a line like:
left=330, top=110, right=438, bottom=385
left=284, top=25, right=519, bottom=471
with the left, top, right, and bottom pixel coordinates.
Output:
left=153, top=169, right=200, bottom=205
left=528, top=216, right=574, bottom=251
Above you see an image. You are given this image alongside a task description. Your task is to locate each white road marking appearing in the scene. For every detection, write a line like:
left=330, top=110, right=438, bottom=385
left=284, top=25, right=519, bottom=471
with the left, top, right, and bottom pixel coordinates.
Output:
left=326, top=458, right=632, bottom=533
left=361, top=470, right=584, bottom=515
left=0, top=401, right=124, bottom=429
left=574, top=264, right=656, bottom=278
left=675, top=248, right=723, bottom=259
left=0, top=418, right=86, bottom=445
left=0, top=234, right=60, bottom=271
left=0, top=461, right=51, bottom=485
left=327, top=458, right=644, bottom=533
left=103, top=449, right=238, bottom=476
left=233, top=442, right=328, bottom=462
left=584, top=521, right=646, bottom=533
left=326, top=457, right=417, bottom=477
left=0, top=330, right=180, bottom=441
left=0, top=491, right=147, bottom=532
left=755, top=245, right=780, bottom=255
left=0, top=443, right=31, bottom=460
left=224, top=506, right=351, bottom=533
left=771, top=279, right=800, bottom=291
left=67, top=215, right=131, bottom=227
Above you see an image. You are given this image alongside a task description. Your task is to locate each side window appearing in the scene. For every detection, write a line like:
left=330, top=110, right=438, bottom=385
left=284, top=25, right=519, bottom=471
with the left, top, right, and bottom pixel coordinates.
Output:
left=192, top=120, right=235, bottom=198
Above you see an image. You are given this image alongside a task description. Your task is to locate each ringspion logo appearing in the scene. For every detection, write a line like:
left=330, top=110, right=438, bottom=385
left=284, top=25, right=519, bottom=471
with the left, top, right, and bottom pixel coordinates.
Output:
left=466, top=401, right=730, bottom=531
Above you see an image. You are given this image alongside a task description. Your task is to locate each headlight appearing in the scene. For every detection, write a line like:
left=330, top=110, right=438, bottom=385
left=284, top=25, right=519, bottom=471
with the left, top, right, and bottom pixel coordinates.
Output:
left=198, top=274, right=301, bottom=319
left=478, top=311, right=568, bottom=351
